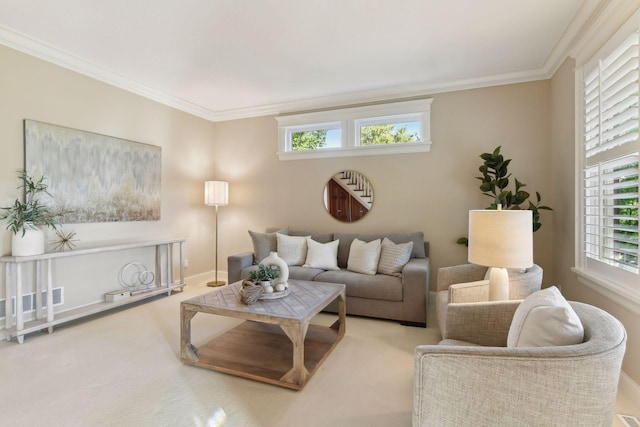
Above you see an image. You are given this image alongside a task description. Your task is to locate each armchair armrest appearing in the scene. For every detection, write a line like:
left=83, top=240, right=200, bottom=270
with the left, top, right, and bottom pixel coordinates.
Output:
left=436, top=263, right=487, bottom=292
left=444, top=300, right=520, bottom=346
left=449, top=280, right=489, bottom=303
left=227, top=252, right=254, bottom=284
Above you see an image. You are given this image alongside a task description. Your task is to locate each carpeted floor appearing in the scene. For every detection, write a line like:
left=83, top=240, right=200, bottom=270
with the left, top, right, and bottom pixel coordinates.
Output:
left=0, top=280, right=636, bottom=427
left=0, top=281, right=439, bottom=427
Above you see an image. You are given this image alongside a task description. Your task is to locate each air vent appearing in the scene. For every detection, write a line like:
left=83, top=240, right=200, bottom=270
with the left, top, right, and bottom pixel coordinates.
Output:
left=619, top=415, right=640, bottom=427
left=0, top=287, right=64, bottom=319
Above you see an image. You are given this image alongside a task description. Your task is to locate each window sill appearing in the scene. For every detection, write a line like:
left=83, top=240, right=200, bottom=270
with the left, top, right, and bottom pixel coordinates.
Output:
left=572, top=267, right=640, bottom=316
left=277, top=141, right=431, bottom=161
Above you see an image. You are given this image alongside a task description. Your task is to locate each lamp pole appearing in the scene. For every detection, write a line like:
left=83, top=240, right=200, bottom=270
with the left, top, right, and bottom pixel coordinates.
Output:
left=205, top=181, right=228, bottom=287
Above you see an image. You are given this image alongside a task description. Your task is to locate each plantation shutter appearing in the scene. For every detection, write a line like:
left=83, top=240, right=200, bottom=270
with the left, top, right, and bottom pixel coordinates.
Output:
left=582, top=30, right=640, bottom=277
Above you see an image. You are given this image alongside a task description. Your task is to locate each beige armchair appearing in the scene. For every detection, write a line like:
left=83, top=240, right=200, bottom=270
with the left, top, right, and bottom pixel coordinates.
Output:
left=435, top=263, right=542, bottom=342
left=413, top=301, right=627, bottom=426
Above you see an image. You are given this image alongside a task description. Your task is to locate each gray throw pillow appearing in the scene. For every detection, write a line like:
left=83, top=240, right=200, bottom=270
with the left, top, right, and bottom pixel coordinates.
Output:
left=377, top=238, right=413, bottom=277
left=248, top=228, right=288, bottom=264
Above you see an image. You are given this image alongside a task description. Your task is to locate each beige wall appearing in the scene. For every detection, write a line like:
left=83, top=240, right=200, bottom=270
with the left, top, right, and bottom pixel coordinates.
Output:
left=214, top=81, right=554, bottom=291
left=0, top=45, right=219, bottom=306
left=550, top=57, right=640, bottom=385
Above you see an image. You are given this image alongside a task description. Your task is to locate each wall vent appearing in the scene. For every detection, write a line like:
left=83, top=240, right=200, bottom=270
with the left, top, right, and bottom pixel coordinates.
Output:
left=619, top=415, right=640, bottom=427
left=0, top=287, right=64, bottom=319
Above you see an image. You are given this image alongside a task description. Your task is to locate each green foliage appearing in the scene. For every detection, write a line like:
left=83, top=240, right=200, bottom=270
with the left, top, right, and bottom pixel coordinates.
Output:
left=0, top=171, right=64, bottom=236
left=248, top=264, right=280, bottom=282
left=292, top=130, right=327, bottom=150
left=360, top=124, right=418, bottom=145
left=476, top=146, right=552, bottom=232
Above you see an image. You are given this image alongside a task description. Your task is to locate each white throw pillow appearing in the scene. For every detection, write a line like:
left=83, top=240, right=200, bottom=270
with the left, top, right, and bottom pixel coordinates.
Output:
left=377, top=237, right=413, bottom=277
left=347, top=238, right=382, bottom=275
left=507, top=286, right=584, bottom=348
left=276, top=233, right=309, bottom=266
left=303, top=237, right=340, bottom=270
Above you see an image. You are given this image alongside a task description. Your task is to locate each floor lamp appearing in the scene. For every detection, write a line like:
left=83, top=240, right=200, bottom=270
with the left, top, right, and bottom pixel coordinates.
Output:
left=205, top=180, right=229, bottom=287
left=467, top=206, right=533, bottom=300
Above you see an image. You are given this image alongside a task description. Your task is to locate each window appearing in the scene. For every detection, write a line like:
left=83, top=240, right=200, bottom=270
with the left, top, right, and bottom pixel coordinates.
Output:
left=576, top=26, right=640, bottom=295
left=276, top=99, right=432, bottom=160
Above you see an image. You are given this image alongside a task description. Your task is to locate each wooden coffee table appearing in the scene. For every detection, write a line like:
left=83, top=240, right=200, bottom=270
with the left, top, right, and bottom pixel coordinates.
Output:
left=180, top=279, right=346, bottom=390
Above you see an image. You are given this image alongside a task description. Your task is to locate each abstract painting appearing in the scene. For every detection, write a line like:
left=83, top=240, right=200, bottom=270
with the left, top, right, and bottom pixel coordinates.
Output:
left=24, top=120, right=161, bottom=223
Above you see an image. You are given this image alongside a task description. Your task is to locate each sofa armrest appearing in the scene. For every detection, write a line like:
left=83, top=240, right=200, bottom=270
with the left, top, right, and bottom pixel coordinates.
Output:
left=401, top=257, right=430, bottom=325
left=227, top=252, right=254, bottom=284
left=444, top=300, right=520, bottom=346
left=436, top=263, right=488, bottom=292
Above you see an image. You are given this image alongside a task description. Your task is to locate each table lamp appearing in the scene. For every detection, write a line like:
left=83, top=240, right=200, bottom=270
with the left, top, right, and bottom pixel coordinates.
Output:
left=205, top=180, right=229, bottom=287
left=468, top=206, right=533, bottom=300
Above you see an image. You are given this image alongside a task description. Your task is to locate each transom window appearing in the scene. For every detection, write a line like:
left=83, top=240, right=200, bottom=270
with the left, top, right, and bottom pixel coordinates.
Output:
left=276, top=99, right=432, bottom=160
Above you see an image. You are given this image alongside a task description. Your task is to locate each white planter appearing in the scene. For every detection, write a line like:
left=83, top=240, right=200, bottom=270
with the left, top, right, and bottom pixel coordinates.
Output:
left=260, top=251, right=289, bottom=287
left=11, top=223, right=45, bottom=256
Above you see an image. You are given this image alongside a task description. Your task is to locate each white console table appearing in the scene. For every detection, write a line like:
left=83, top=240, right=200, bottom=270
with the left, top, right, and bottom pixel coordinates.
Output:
left=1, top=238, right=185, bottom=343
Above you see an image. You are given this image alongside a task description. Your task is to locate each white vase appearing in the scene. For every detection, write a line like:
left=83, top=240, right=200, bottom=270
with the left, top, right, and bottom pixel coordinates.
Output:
left=260, top=251, right=289, bottom=286
left=11, top=222, right=45, bottom=256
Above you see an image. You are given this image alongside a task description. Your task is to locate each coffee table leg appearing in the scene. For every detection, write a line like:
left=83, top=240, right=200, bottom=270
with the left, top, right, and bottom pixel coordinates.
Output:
left=330, top=290, right=346, bottom=336
left=280, top=321, right=310, bottom=386
left=181, top=304, right=199, bottom=362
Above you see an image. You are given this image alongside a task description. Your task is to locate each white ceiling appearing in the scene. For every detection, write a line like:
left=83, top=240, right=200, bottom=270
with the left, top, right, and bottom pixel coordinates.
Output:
left=0, top=0, right=596, bottom=121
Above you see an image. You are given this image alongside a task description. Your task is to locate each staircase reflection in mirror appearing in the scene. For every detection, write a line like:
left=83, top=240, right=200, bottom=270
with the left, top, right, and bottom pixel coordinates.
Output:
left=323, top=170, right=373, bottom=222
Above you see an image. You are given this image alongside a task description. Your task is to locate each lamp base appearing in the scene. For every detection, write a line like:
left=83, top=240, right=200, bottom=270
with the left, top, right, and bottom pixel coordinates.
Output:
left=488, top=267, right=509, bottom=301
left=207, top=280, right=226, bottom=287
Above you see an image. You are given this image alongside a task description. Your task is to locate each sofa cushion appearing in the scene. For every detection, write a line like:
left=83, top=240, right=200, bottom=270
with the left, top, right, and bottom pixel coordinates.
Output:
left=303, top=238, right=340, bottom=270
left=287, top=265, right=325, bottom=281
left=377, top=238, right=414, bottom=277
left=347, top=238, right=382, bottom=275
left=507, top=286, right=584, bottom=348
left=276, top=233, right=309, bottom=265
left=335, top=232, right=425, bottom=268
left=249, top=228, right=288, bottom=263
left=314, top=270, right=403, bottom=301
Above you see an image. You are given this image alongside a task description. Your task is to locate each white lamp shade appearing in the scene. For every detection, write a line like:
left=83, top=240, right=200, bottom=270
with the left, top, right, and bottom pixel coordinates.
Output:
left=204, top=181, right=229, bottom=206
left=468, top=209, right=533, bottom=269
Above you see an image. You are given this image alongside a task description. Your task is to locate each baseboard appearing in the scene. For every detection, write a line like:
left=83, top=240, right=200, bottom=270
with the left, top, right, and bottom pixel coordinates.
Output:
left=620, top=370, right=640, bottom=407
left=185, top=270, right=229, bottom=287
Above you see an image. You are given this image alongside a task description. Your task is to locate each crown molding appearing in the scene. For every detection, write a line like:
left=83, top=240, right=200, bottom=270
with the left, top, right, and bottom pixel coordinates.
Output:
left=0, top=25, right=218, bottom=121
left=213, top=68, right=550, bottom=121
left=1, top=1, right=627, bottom=123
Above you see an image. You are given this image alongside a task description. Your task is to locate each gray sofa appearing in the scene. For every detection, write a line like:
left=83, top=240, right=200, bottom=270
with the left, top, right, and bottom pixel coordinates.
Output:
left=227, top=229, right=430, bottom=327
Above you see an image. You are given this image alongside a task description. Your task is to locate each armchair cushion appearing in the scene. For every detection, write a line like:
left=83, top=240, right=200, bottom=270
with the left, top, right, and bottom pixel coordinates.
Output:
left=508, top=286, right=584, bottom=347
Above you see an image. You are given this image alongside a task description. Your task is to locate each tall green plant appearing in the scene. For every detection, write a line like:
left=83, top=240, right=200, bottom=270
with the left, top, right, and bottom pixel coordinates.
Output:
left=476, top=146, right=552, bottom=231
left=457, top=146, right=552, bottom=246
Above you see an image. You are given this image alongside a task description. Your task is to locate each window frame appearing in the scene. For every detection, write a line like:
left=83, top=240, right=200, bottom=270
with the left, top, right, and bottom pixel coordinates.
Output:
left=276, top=99, right=432, bottom=160
left=573, top=12, right=640, bottom=311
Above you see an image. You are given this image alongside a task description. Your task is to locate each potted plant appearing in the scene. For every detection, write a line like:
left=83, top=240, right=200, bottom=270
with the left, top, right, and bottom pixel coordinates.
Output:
left=457, top=146, right=552, bottom=246
left=248, top=264, right=280, bottom=293
left=1, top=171, right=65, bottom=256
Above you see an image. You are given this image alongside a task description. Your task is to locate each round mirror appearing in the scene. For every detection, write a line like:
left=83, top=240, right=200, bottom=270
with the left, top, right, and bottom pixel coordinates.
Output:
left=323, top=170, right=374, bottom=222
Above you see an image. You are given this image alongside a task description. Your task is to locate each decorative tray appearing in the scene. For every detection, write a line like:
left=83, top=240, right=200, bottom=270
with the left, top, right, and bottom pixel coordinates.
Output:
left=259, top=287, right=291, bottom=300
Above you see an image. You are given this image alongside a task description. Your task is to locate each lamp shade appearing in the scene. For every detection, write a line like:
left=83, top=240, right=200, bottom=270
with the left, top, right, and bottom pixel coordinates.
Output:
left=468, top=209, right=533, bottom=269
left=204, top=181, right=229, bottom=206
